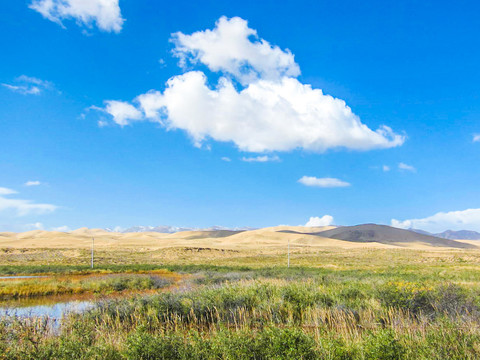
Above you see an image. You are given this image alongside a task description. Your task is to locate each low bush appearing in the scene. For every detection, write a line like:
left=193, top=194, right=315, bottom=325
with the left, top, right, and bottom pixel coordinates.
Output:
left=378, top=282, right=477, bottom=317
left=363, top=329, right=406, bottom=360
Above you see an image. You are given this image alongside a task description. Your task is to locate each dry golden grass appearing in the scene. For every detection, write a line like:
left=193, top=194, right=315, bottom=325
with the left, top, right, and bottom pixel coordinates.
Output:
left=2, top=228, right=480, bottom=359
left=1, top=226, right=479, bottom=273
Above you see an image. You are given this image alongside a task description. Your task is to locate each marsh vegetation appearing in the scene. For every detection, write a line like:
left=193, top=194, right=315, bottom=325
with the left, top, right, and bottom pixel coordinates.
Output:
left=0, top=270, right=178, bottom=300
left=1, top=248, right=480, bottom=359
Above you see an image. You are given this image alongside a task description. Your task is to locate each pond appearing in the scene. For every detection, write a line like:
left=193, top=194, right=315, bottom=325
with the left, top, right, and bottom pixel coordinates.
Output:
left=0, top=299, right=95, bottom=320
left=0, top=271, right=181, bottom=322
left=0, top=275, right=49, bottom=279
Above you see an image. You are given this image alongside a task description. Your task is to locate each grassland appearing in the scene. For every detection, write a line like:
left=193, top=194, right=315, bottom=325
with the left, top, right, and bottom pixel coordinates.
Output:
left=2, top=237, right=480, bottom=359
left=0, top=270, right=178, bottom=300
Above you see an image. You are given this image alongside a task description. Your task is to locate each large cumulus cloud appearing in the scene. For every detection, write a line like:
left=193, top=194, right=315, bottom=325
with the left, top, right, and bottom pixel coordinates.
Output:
left=101, top=16, right=405, bottom=153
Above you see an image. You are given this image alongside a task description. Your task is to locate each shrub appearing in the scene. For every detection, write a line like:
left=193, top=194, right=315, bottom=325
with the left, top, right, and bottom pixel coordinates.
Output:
left=363, top=329, right=406, bottom=360
left=255, top=327, right=318, bottom=359
left=431, top=284, right=476, bottom=316
left=125, top=330, right=189, bottom=360
left=123, top=327, right=318, bottom=360
left=378, top=282, right=434, bottom=315
left=378, top=282, right=477, bottom=317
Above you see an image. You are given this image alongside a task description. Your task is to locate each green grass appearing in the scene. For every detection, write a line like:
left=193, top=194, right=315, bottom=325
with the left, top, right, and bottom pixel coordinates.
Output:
left=2, top=247, right=480, bottom=358
left=2, top=276, right=480, bottom=359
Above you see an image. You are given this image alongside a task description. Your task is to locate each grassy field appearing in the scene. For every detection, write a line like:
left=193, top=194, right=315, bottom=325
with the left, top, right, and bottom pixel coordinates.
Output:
left=2, top=246, right=480, bottom=359
left=0, top=270, right=178, bottom=300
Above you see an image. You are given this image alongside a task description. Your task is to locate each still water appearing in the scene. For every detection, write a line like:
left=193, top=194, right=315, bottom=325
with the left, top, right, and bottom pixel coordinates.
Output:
left=0, top=272, right=178, bottom=321
left=0, top=299, right=94, bottom=319
left=0, top=275, right=48, bottom=279
left=0, top=275, right=86, bottom=320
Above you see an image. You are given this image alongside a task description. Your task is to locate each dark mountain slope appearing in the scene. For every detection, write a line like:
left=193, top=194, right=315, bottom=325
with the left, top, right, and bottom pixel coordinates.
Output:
left=316, top=224, right=476, bottom=249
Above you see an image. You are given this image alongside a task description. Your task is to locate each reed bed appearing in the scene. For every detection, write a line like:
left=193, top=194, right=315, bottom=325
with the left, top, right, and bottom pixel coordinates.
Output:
left=2, top=274, right=480, bottom=359
left=0, top=271, right=176, bottom=300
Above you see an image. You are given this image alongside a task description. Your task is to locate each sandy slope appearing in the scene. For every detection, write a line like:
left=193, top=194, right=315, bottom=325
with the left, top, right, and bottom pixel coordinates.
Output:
left=0, top=225, right=476, bottom=250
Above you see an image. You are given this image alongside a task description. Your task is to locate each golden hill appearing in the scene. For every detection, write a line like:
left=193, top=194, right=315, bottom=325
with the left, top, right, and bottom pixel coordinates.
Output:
left=0, top=225, right=475, bottom=250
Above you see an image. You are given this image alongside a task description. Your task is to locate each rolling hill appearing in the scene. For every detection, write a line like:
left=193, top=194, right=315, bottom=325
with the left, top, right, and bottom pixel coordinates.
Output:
left=316, top=224, right=475, bottom=249
left=0, top=224, right=476, bottom=250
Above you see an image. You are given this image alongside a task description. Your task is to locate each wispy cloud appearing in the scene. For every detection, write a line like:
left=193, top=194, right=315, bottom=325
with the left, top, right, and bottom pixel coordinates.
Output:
left=0, top=186, right=57, bottom=216
left=97, top=120, right=109, bottom=127
left=221, top=157, right=231, bottom=162
left=0, top=187, right=17, bottom=195
left=29, top=0, right=124, bottom=33
left=298, top=176, right=350, bottom=188
left=382, top=165, right=390, bottom=172
left=52, top=225, right=71, bottom=232
left=473, top=134, right=480, bottom=143
left=25, top=180, right=41, bottom=186
left=398, top=162, right=416, bottom=172
left=0, top=222, right=45, bottom=232
left=2, top=84, right=40, bottom=95
left=2, top=75, right=53, bottom=95
left=241, top=155, right=280, bottom=162
left=27, top=222, right=44, bottom=230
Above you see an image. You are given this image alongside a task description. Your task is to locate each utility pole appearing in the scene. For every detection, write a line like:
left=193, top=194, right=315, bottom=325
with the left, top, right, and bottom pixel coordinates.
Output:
left=91, top=237, right=94, bottom=269
left=287, top=240, right=290, bottom=268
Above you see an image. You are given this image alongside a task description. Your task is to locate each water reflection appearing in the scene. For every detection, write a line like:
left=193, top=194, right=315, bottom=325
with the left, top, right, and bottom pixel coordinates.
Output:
left=0, top=300, right=94, bottom=320
left=0, top=271, right=179, bottom=322
left=0, top=275, right=48, bottom=279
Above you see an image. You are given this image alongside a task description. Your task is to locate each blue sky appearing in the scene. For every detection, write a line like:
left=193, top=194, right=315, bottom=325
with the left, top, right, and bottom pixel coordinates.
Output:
left=1, top=0, right=479, bottom=232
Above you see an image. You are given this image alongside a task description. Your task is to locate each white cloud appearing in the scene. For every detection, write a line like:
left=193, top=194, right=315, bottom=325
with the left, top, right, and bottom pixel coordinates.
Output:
left=473, top=134, right=480, bottom=143
left=0, top=187, right=17, bottom=195
left=392, top=208, right=480, bottom=233
left=398, top=162, right=416, bottom=172
left=25, top=180, right=41, bottom=186
left=382, top=165, right=390, bottom=172
left=2, top=75, right=52, bottom=95
left=298, top=176, right=350, bottom=188
left=0, top=222, right=45, bottom=232
left=221, top=157, right=231, bottom=162
left=172, top=16, right=300, bottom=84
left=28, top=222, right=45, bottom=230
left=0, top=187, right=57, bottom=216
left=52, top=225, right=71, bottom=232
left=110, top=226, right=125, bottom=232
left=99, top=17, right=405, bottom=153
left=106, top=72, right=404, bottom=152
left=305, top=215, right=334, bottom=227
left=29, top=0, right=123, bottom=33
left=17, top=75, right=51, bottom=86
left=98, top=119, right=109, bottom=127
left=2, top=84, right=40, bottom=95
left=104, top=100, right=143, bottom=126
left=241, top=155, right=280, bottom=162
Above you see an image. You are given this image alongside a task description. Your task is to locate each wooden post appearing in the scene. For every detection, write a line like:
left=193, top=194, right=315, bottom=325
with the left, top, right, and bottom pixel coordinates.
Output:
left=288, top=240, right=290, bottom=268
left=91, top=237, right=94, bottom=269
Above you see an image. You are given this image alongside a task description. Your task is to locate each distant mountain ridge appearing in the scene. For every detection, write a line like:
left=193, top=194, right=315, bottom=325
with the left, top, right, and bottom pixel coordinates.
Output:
left=105, top=225, right=256, bottom=234
left=436, top=230, right=480, bottom=240
left=103, top=226, right=480, bottom=239
left=3, top=224, right=478, bottom=250
left=409, top=228, right=480, bottom=240
left=316, top=224, right=475, bottom=249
